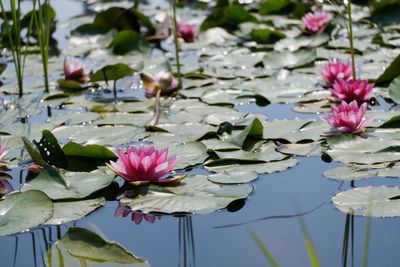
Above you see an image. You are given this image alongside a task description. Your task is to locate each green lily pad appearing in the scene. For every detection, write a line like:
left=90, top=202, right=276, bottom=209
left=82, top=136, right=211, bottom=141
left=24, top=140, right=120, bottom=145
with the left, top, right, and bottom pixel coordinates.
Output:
left=21, top=165, right=115, bottom=200
left=276, top=142, right=321, bottom=156
left=325, top=134, right=400, bottom=164
left=263, top=119, right=328, bottom=143
left=108, top=30, right=150, bottom=55
left=120, top=175, right=253, bottom=214
left=225, top=118, right=264, bottom=150
left=90, top=63, right=136, bottom=83
left=262, top=49, right=316, bottom=70
left=323, top=166, right=377, bottom=181
left=46, top=227, right=149, bottom=266
left=45, top=197, right=105, bottom=225
left=215, top=142, right=286, bottom=162
left=0, top=190, right=53, bottom=236
left=332, top=186, right=400, bottom=217
left=205, top=158, right=298, bottom=174
left=207, top=171, right=258, bottom=184
left=375, top=53, right=400, bottom=85
left=389, top=76, right=400, bottom=104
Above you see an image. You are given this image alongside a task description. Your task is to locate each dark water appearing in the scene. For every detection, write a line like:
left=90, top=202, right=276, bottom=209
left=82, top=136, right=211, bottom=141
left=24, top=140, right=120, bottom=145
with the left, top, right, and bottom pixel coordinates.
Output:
left=1, top=1, right=400, bottom=267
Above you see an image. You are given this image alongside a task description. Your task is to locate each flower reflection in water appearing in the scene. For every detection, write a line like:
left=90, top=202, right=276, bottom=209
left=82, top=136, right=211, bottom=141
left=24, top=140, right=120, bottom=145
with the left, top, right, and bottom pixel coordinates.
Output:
left=114, top=202, right=161, bottom=225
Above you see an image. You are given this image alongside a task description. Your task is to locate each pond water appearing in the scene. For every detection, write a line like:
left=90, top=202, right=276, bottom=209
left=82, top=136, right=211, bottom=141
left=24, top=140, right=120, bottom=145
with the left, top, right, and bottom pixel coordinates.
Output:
left=1, top=0, right=400, bottom=267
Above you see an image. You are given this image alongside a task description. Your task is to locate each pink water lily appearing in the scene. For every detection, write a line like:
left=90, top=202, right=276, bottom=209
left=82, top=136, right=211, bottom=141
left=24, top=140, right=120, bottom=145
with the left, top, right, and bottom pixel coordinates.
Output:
left=320, top=100, right=375, bottom=135
left=330, top=78, right=374, bottom=104
left=107, top=145, right=183, bottom=185
left=0, top=137, right=9, bottom=166
left=178, top=23, right=196, bottom=43
left=64, top=56, right=89, bottom=83
left=318, top=60, right=353, bottom=85
left=302, top=10, right=333, bottom=34
left=114, top=202, right=160, bottom=225
left=143, top=71, right=179, bottom=98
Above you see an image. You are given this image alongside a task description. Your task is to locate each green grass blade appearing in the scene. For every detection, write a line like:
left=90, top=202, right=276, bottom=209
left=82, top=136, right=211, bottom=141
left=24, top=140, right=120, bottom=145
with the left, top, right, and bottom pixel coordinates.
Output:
left=298, top=216, right=320, bottom=267
left=247, top=226, right=280, bottom=267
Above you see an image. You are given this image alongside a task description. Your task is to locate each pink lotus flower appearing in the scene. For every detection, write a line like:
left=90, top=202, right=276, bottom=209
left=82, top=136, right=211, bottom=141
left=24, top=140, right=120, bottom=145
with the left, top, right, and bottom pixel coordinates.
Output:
left=107, top=145, right=184, bottom=185
left=330, top=78, right=374, bottom=104
left=177, top=23, right=196, bottom=43
left=114, top=202, right=160, bottom=225
left=319, top=60, right=353, bottom=85
left=64, top=56, right=89, bottom=83
left=0, top=137, right=9, bottom=165
left=142, top=71, right=179, bottom=98
left=320, top=100, right=375, bottom=135
left=0, top=179, right=12, bottom=196
left=302, top=10, right=333, bottom=34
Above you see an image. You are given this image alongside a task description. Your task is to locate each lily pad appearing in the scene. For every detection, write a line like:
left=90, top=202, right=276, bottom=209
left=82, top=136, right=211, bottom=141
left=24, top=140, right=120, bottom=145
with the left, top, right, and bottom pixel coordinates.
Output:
left=262, top=49, right=316, bottom=70
left=323, top=166, right=377, bottom=181
left=332, top=186, right=400, bottom=217
left=120, top=175, right=253, bottom=214
left=207, top=171, right=258, bottom=184
left=21, top=165, right=115, bottom=200
left=45, top=197, right=106, bottom=225
left=46, top=227, right=149, bottom=266
left=0, top=190, right=53, bottom=236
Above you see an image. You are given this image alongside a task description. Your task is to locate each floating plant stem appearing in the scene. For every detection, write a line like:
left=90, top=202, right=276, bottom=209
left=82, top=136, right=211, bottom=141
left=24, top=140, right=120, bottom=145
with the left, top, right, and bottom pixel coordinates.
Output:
left=170, top=0, right=182, bottom=88
left=342, top=214, right=350, bottom=267
left=247, top=227, right=280, bottom=267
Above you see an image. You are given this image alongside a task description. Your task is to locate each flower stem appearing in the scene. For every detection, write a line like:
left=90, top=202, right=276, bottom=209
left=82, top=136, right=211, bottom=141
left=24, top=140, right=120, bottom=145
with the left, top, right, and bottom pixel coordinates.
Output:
left=347, top=0, right=356, bottom=80
left=149, top=89, right=162, bottom=126
left=170, top=0, right=182, bottom=88
left=326, top=0, right=356, bottom=80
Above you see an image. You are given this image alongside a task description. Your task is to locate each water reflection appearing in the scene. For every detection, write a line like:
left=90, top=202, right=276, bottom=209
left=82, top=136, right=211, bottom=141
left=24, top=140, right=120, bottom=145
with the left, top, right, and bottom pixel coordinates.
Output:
left=178, top=216, right=196, bottom=267
left=114, top=202, right=161, bottom=225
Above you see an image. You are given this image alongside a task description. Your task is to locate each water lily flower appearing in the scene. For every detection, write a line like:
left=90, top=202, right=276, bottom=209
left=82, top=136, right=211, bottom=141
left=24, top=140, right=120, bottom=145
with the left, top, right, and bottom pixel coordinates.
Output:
left=302, top=10, right=333, bottom=34
left=329, top=78, right=374, bottom=104
left=0, top=179, right=13, bottom=196
left=64, top=56, right=89, bottom=83
left=0, top=137, right=9, bottom=166
left=177, top=23, right=196, bottom=43
left=318, top=60, right=353, bottom=85
left=107, top=145, right=184, bottom=185
left=320, top=100, right=375, bottom=135
left=114, top=202, right=160, bottom=225
left=141, top=71, right=179, bottom=98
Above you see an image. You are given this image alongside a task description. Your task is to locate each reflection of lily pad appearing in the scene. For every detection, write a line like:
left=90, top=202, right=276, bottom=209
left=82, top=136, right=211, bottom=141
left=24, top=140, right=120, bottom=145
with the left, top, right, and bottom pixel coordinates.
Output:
left=0, top=190, right=53, bottom=236
left=46, top=227, right=149, bottom=266
left=332, top=186, right=400, bottom=217
left=121, top=175, right=253, bottom=214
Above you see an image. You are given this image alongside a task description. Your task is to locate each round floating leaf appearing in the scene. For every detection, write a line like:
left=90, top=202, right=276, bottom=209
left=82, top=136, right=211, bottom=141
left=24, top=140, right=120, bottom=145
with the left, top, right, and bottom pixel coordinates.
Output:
left=46, top=227, right=149, bottom=266
left=325, top=134, right=400, bottom=164
left=377, top=164, right=400, bottom=178
left=21, top=165, right=115, bottom=200
left=46, top=197, right=105, bottom=225
left=90, top=63, right=136, bottom=83
left=108, top=30, right=150, bottom=55
left=263, top=119, right=328, bottom=143
left=0, top=190, right=53, bottom=236
left=323, top=166, right=377, bottom=181
left=165, top=142, right=208, bottom=170
left=205, top=158, right=298, bottom=174
left=208, top=171, right=258, bottom=184
left=389, top=76, right=400, bottom=104
left=121, top=175, right=253, bottom=214
left=262, top=49, right=316, bottom=70
left=375, top=53, right=400, bottom=85
left=332, top=186, right=400, bottom=217
left=215, top=142, right=286, bottom=162
left=276, top=142, right=321, bottom=156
